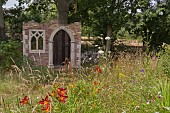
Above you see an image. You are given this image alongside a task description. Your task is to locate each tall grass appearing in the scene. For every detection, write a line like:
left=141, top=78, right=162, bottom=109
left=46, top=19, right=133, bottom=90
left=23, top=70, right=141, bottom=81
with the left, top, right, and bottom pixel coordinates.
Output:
left=0, top=51, right=170, bottom=113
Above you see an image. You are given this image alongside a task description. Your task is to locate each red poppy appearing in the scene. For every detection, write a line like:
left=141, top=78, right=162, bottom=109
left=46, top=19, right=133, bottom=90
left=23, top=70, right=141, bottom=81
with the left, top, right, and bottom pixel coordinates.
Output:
left=56, top=95, right=68, bottom=103
left=20, top=96, right=29, bottom=106
left=42, top=104, right=50, bottom=112
left=96, top=66, right=102, bottom=73
left=57, top=88, right=67, bottom=96
left=39, top=96, right=51, bottom=105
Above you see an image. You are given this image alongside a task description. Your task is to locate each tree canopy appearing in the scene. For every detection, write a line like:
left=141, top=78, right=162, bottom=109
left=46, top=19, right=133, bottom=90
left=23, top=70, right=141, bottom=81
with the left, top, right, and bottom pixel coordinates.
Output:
left=1, top=0, right=170, bottom=51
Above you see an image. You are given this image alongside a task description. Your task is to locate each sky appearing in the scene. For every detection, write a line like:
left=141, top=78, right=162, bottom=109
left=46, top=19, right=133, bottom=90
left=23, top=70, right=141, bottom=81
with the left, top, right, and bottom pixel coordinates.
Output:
left=2, top=0, right=161, bottom=9
left=3, top=0, right=19, bottom=8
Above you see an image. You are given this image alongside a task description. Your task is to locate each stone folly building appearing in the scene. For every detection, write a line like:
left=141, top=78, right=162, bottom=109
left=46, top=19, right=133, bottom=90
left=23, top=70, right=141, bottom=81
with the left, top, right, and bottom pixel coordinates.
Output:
left=23, top=20, right=81, bottom=68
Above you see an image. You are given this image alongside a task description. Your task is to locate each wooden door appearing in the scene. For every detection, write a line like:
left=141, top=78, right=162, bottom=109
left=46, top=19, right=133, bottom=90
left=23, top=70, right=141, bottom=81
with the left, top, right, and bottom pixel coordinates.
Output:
left=53, top=30, right=71, bottom=65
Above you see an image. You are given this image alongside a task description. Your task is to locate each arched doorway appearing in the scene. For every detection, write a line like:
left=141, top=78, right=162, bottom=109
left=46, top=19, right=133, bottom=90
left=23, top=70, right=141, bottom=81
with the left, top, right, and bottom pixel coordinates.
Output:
left=53, top=30, right=71, bottom=66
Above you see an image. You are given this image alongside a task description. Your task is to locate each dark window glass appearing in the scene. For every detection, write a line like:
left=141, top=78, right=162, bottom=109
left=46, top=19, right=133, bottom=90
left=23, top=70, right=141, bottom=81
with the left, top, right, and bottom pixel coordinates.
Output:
left=31, top=36, right=36, bottom=50
left=38, top=36, right=43, bottom=50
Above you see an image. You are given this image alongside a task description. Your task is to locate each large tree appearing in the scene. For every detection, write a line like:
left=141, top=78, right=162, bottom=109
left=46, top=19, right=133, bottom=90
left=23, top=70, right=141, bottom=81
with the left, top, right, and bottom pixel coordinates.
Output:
left=55, top=0, right=73, bottom=24
left=71, top=0, right=129, bottom=51
left=128, top=0, right=170, bottom=51
left=0, top=0, right=6, bottom=40
left=21, top=0, right=75, bottom=24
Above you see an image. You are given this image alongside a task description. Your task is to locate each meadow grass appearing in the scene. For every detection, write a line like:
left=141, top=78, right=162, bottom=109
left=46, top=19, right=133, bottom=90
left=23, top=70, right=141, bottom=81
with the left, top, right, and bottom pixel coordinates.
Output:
left=0, top=51, right=170, bottom=113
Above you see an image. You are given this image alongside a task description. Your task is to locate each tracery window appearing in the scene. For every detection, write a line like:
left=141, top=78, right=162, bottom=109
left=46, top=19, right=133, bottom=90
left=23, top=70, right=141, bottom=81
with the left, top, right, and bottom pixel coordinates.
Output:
left=29, top=30, right=45, bottom=53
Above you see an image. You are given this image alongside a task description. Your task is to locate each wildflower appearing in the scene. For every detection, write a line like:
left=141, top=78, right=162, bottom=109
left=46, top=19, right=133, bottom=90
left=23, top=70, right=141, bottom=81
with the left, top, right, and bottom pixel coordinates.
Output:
left=57, top=88, right=67, bottom=96
left=134, top=105, right=140, bottom=110
left=42, top=104, right=50, bottom=112
left=54, top=83, right=60, bottom=88
left=108, top=51, right=111, bottom=54
left=69, top=83, right=75, bottom=88
left=39, top=96, right=51, bottom=105
left=56, top=95, right=68, bottom=103
left=158, top=91, right=161, bottom=95
left=20, top=96, right=29, bottom=106
left=96, top=66, right=102, bottom=74
left=158, top=91, right=163, bottom=98
left=105, top=36, right=110, bottom=40
left=98, top=50, right=104, bottom=54
left=119, top=73, right=125, bottom=78
left=49, top=90, right=57, bottom=97
left=158, top=95, right=162, bottom=98
left=159, top=11, right=163, bottom=15
left=96, top=88, right=101, bottom=93
left=94, top=81, right=99, bottom=85
left=140, top=69, right=144, bottom=72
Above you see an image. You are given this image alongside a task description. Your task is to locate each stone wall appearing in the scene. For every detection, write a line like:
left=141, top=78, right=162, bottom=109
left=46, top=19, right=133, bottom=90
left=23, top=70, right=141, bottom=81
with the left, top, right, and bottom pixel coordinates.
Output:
left=23, top=20, right=81, bottom=67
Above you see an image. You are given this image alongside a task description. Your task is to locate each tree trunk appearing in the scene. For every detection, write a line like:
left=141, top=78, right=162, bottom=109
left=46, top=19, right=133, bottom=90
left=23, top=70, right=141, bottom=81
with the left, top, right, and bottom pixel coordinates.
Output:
left=0, top=1, right=5, bottom=40
left=55, top=0, right=71, bottom=25
left=106, top=24, right=112, bottom=52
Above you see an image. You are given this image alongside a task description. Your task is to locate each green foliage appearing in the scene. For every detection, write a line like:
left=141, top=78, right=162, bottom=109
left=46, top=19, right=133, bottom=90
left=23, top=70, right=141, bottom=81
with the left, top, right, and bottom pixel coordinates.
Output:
left=4, top=6, right=24, bottom=39
left=128, top=0, right=170, bottom=52
left=0, top=40, right=23, bottom=70
left=69, top=0, right=129, bottom=38
left=3, top=1, right=57, bottom=39
left=24, top=1, right=57, bottom=23
left=157, top=78, right=170, bottom=107
left=159, top=48, right=170, bottom=78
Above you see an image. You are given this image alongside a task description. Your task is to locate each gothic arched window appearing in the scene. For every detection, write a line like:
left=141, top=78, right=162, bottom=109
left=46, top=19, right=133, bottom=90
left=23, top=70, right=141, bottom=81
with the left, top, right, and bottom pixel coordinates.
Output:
left=29, top=30, right=45, bottom=53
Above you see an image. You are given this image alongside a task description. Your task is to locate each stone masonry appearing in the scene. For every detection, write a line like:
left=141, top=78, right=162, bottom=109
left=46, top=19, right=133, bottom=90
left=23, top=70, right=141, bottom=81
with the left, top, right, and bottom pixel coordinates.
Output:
left=23, top=20, right=81, bottom=68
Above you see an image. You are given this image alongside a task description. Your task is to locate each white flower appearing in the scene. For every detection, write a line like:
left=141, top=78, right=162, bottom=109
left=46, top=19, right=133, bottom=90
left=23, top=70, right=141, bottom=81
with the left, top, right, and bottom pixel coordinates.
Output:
left=158, top=91, right=161, bottom=95
left=159, top=11, right=163, bottom=15
left=95, top=45, right=98, bottom=47
left=98, top=50, right=104, bottom=54
left=105, top=36, right=111, bottom=40
left=134, top=105, right=140, bottom=110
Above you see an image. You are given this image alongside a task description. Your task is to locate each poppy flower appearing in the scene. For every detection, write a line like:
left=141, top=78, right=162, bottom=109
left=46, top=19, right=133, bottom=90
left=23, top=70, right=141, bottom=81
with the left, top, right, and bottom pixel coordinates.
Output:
left=39, top=96, right=51, bottom=105
left=42, top=104, right=50, bottom=112
left=96, top=66, right=102, bottom=73
left=56, top=95, right=68, bottom=103
left=57, top=88, right=67, bottom=96
left=20, top=96, right=29, bottom=106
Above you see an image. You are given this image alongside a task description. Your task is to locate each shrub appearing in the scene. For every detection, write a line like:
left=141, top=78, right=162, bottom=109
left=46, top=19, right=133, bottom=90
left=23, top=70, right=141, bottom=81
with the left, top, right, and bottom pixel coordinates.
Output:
left=0, top=40, right=23, bottom=70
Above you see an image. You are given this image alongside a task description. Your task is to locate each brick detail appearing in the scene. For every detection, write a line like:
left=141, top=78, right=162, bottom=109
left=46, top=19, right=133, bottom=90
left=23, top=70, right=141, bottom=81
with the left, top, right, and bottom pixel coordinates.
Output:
left=23, top=20, right=81, bottom=67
